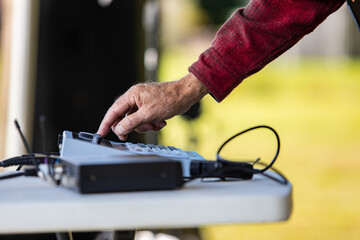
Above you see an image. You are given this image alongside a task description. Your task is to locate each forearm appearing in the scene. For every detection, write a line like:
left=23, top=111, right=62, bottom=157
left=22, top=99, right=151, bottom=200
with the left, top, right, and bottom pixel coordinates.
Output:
left=189, top=0, right=346, bottom=102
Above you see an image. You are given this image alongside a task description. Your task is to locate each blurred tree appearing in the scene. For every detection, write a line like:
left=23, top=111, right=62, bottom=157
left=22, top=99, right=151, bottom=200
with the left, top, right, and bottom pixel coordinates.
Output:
left=197, top=0, right=249, bottom=25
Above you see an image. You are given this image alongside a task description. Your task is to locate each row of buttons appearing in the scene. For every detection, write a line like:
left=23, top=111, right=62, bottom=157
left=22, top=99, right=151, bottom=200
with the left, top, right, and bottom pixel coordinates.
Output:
left=124, top=142, right=193, bottom=158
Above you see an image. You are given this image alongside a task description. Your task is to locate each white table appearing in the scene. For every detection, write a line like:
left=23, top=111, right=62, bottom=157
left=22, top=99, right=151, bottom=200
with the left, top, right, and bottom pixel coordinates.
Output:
left=0, top=174, right=292, bottom=234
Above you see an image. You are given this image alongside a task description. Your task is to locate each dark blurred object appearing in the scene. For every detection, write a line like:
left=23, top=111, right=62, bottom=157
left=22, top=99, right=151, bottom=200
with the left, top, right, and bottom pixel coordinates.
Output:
left=197, top=0, right=249, bottom=25
left=181, top=102, right=202, bottom=151
left=347, top=0, right=360, bottom=31
left=33, top=0, right=147, bottom=152
left=182, top=102, right=201, bottom=121
left=347, top=0, right=360, bottom=56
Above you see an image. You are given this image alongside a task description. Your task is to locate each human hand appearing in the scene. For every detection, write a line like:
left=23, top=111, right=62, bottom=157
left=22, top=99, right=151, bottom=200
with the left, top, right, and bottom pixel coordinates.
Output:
left=97, top=73, right=208, bottom=140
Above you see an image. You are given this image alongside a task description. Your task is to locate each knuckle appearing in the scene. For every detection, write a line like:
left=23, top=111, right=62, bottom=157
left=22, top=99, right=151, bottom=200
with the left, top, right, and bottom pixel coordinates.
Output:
left=110, top=106, right=118, bottom=116
left=141, top=109, right=153, bottom=122
left=129, top=84, right=143, bottom=93
left=124, top=114, right=139, bottom=130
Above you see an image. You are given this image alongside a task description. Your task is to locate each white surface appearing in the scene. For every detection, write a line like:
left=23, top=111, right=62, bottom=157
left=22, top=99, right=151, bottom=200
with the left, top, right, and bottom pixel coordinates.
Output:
left=0, top=174, right=292, bottom=234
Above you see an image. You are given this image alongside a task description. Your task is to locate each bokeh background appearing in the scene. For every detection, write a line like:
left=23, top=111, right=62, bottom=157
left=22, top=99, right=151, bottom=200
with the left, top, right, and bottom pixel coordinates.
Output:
left=0, top=0, right=359, bottom=239
left=157, top=0, right=360, bottom=239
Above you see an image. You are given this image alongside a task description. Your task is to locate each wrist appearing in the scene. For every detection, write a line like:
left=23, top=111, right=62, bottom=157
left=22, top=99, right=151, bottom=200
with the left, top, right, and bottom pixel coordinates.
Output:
left=178, top=73, right=209, bottom=103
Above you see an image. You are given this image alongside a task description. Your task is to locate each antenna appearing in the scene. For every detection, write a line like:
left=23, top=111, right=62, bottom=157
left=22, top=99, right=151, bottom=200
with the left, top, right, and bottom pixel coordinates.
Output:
left=14, top=119, right=39, bottom=170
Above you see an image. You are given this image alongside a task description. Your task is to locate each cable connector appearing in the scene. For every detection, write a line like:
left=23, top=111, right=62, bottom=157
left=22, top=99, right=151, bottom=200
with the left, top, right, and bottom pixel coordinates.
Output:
left=23, top=167, right=38, bottom=177
left=190, top=160, right=253, bottom=180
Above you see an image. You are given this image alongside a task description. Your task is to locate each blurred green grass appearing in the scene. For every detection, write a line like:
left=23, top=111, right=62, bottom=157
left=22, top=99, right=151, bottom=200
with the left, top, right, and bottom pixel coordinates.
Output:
left=158, top=49, right=360, bottom=240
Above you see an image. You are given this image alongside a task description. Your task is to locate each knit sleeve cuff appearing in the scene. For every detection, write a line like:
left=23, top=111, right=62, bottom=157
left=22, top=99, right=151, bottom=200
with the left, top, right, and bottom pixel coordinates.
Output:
left=188, top=47, right=241, bottom=102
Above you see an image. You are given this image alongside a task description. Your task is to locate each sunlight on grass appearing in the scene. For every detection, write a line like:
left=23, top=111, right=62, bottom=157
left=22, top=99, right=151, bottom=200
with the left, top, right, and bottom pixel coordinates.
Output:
left=158, top=49, right=360, bottom=240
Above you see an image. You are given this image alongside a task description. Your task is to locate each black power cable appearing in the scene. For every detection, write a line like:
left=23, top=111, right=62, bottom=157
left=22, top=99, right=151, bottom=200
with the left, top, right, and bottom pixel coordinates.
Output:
left=0, top=168, right=38, bottom=180
left=189, top=125, right=287, bottom=185
left=0, top=154, right=59, bottom=168
left=217, top=125, right=280, bottom=173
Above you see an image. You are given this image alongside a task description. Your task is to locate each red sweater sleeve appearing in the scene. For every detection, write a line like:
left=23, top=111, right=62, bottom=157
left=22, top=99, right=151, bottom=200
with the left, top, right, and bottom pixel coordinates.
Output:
left=189, top=0, right=346, bottom=102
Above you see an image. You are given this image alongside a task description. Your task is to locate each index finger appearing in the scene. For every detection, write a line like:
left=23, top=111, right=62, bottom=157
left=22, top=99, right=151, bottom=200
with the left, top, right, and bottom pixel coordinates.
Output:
left=97, top=96, right=132, bottom=136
